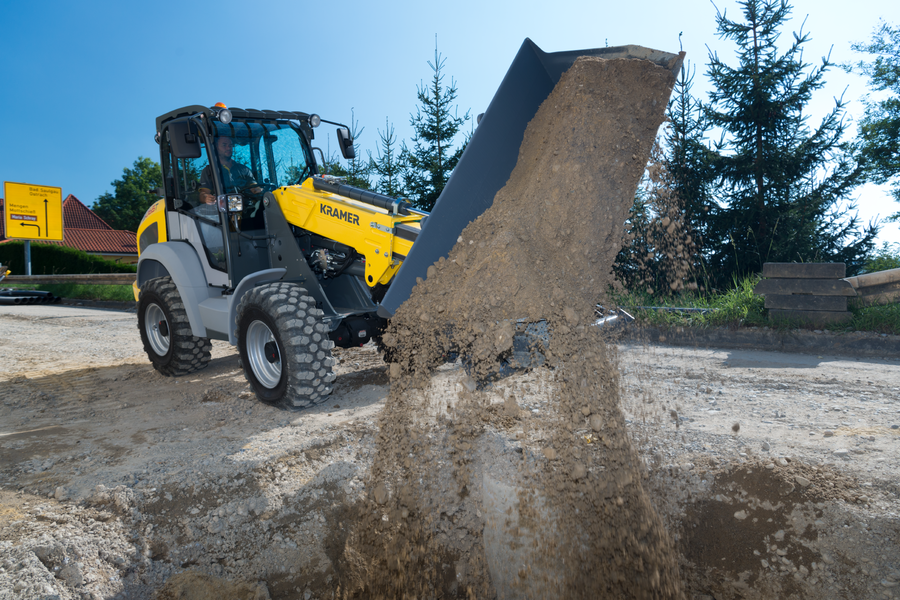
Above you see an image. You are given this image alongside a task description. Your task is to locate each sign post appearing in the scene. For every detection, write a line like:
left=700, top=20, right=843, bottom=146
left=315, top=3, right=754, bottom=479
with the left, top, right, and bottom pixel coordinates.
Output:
left=3, top=182, right=64, bottom=275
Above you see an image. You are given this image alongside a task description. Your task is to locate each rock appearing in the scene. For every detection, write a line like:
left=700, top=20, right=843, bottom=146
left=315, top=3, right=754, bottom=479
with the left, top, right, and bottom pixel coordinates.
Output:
left=542, top=447, right=557, bottom=461
left=570, top=462, right=586, bottom=480
left=57, top=564, right=83, bottom=586
left=823, top=431, right=834, bottom=437
left=590, top=414, right=604, bottom=432
left=734, top=510, right=749, bottom=520
left=833, top=449, right=850, bottom=459
left=373, top=483, right=388, bottom=505
left=765, top=463, right=775, bottom=470
left=761, top=441, right=770, bottom=451
left=389, top=363, right=401, bottom=379
left=795, top=476, right=811, bottom=487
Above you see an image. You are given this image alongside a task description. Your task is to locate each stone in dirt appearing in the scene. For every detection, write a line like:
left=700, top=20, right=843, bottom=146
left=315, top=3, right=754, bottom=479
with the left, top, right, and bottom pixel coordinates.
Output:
left=338, top=54, right=682, bottom=598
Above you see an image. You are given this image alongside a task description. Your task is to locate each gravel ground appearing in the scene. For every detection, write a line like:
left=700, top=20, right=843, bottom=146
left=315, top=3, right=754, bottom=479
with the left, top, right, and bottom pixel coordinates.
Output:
left=0, top=304, right=898, bottom=599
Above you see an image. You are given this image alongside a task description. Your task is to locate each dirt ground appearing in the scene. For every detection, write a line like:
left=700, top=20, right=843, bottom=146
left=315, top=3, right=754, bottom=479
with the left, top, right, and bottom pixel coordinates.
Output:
left=1, top=304, right=898, bottom=599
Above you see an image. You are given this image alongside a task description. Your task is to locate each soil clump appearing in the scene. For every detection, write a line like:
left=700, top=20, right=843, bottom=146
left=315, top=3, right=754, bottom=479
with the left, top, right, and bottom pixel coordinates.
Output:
left=340, top=56, right=682, bottom=598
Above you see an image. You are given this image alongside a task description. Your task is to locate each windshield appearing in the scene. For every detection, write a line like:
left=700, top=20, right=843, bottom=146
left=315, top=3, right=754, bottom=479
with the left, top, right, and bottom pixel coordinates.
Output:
left=211, top=121, right=314, bottom=190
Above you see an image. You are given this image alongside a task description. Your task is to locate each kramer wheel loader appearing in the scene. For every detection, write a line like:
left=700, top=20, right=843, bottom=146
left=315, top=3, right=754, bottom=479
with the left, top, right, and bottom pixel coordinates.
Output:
left=134, top=39, right=684, bottom=409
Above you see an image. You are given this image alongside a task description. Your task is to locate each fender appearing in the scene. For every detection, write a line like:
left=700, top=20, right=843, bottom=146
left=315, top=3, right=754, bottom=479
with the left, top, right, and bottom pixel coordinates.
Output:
left=137, top=241, right=215, bottom=338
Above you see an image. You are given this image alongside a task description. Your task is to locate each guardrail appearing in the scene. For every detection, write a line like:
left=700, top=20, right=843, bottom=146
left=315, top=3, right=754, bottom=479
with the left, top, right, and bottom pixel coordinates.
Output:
left=2, top=273, right=136, bottom=286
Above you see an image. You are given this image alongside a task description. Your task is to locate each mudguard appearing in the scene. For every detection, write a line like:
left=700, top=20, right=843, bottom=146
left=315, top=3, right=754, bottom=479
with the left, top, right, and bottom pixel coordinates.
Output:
left=137, top=241, right=217, bottom=338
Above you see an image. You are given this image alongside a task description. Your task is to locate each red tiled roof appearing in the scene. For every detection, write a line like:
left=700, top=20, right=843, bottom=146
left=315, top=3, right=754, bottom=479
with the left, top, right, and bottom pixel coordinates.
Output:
left=0, top=195, right=137, bottom=255
left=63, top=194, right=114, bottom=230
left=40, top=229, right=138, bottom=254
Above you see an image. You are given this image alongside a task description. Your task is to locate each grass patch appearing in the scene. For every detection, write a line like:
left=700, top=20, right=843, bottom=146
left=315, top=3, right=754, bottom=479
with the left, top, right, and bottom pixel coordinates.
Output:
left=612, top=274, right=898, bottom=335
left=0, top=283, right=135, bottom=302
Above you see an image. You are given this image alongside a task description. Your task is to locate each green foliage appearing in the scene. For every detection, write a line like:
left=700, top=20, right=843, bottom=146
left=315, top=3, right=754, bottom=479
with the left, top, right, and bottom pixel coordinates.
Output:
left=613, top=275, right=767, bottom=328
left=369, top=118, right=406, bottom=198
left=0, top=283, right=135, bottom=302
left=847, top=301, right=900, bottom=335
left=862, top=242, right=900, bottom=272
left=0, top=241, right=136, bottom=275
left=702, top=0, right=876, bottom=283
left=665, top=59, right=714, bottom=248
left=93, top=157, right=162, bottom=232
left=403, top=45, right=470, bottom=211
left=847, top=20, right=900, bottom=217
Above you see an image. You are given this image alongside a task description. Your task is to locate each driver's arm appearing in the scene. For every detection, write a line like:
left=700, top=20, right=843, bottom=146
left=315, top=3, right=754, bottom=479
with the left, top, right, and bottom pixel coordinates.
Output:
left=198, top=166, right=215, bottom=204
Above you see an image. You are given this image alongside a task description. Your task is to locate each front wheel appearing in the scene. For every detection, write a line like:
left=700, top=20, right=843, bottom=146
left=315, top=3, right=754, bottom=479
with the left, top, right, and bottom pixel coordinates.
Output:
left=236, top=282, right=335, bottom=409
left=137, top=276, right=211, bottom=376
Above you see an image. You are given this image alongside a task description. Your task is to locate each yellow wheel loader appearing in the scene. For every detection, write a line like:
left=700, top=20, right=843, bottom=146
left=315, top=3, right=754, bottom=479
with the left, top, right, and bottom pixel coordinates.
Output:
left=134, top=39, right=684, bottom=409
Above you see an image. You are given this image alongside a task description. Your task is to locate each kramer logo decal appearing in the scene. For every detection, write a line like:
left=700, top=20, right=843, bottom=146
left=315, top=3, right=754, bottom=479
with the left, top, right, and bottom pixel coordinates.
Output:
left=320, top=204, right=360, bottom=225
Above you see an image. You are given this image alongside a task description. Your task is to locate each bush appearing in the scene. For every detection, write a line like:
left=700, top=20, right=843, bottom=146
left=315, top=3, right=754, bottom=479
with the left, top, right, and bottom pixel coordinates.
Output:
left=0, top=241, right=136, bottom=275
left=862, top=242, right=900, bottom=273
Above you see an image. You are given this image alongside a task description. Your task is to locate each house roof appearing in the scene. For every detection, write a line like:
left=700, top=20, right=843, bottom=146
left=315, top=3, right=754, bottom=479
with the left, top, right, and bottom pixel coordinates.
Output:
left=63, top=194, right=115, bottom=230
left=0, top=194, right=137, bottom=255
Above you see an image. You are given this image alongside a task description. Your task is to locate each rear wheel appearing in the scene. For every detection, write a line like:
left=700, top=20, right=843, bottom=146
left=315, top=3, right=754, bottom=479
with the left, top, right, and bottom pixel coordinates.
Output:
left=137, top=277, right=212, bottom=376
left=236, top=282, right=335, bottom=409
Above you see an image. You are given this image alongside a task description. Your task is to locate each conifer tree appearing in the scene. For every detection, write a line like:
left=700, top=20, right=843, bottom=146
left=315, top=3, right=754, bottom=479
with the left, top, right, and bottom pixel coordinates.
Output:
left=369, top=118, right=406, bottom=198
left=703, top=0, right=877, bottom=283
left=403, top=44, right=470, bottom=211
left=847, top=20, right=900, bottom=218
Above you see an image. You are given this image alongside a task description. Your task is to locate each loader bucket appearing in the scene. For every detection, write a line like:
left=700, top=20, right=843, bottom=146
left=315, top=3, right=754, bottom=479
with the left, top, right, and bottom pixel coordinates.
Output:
left=378, top=38, right=684, bottom=318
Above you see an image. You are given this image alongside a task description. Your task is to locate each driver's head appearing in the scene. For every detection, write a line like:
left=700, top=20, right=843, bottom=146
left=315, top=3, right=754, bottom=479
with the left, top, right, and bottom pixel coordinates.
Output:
left=216, top=136, right=234, bottom=158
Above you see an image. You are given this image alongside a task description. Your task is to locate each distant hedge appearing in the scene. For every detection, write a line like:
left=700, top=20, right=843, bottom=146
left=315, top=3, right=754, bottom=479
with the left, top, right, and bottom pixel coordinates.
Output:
left=0, top=241, right=136, bottom=274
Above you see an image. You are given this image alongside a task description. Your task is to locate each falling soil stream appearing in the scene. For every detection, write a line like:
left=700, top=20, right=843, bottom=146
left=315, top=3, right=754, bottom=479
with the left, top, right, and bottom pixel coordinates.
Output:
left=339, top=56, right=682, bottom=599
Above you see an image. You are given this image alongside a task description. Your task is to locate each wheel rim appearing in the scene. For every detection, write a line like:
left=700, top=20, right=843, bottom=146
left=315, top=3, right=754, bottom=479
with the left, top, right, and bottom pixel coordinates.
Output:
left=145, top=303, right=170, bottom=356
left=247, top=320, right=281, bottom=388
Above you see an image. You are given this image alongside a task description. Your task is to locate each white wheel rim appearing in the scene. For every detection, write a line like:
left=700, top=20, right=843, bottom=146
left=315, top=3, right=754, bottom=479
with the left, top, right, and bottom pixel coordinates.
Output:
left=145, top=303, right=170, bottom=356
left=247, top=320, right=281, bottom=388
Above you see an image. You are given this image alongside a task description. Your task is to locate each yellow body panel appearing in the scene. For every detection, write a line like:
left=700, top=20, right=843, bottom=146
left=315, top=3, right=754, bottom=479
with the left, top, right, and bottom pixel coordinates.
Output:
left=275, top=179, right=420, bottom=287
left=133, top=200, right=168, bottom=300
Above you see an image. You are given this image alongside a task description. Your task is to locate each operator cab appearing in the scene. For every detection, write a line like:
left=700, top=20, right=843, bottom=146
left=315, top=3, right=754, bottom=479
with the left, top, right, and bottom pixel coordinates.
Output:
left=156, top=105, right=353, bottom=289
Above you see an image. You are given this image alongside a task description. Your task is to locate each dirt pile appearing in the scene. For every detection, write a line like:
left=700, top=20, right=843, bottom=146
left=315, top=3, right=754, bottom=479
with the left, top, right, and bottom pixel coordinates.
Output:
left=340, top=56, right=681, bottom=598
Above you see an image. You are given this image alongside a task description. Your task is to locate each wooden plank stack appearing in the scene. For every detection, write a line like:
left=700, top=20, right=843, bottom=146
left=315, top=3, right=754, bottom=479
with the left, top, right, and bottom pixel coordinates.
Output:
left=754, top=263, right=856, bottom=326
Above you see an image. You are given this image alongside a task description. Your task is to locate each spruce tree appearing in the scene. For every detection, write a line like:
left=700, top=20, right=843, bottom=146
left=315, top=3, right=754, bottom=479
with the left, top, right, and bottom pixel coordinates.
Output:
left=703, top=0, right=877, bottom=283
left=369, top=118, right=406, bottom=198
left=403, top=44, right=470, bottom=211
left=847, top=20, right=900, bottom=218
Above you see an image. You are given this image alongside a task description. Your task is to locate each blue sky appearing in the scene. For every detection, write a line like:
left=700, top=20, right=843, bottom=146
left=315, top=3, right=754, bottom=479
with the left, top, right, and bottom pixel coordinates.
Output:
left=1, top=0, right=897, bottom=244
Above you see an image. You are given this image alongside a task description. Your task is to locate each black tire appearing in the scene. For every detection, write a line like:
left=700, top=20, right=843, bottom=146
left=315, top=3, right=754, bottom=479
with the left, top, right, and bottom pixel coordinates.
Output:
left=235, top=282, right=335, bottom=409
left=137, top=276, right=212, bottom=376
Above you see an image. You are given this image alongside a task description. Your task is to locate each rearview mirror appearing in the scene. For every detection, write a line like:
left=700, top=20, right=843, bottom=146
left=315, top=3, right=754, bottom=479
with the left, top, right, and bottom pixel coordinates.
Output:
left=337, top=127, right=355, bottom=160
left=168, top=121, right=202, bottom=159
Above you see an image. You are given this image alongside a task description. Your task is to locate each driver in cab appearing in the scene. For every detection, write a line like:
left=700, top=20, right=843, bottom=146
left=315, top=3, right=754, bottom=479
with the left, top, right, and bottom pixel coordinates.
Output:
left=198, top=136, right=262, bottom=204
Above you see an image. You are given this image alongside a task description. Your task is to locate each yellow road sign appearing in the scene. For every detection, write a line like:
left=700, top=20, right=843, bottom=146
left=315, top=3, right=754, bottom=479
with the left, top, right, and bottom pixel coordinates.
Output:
left=3, top=182, right=64, bottom=242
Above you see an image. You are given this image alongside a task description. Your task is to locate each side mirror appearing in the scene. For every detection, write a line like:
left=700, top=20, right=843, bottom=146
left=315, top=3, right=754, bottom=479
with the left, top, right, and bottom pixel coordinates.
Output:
left=337, top=127, right=355, bottom=160
left=168, top=121, right=202, bottom=159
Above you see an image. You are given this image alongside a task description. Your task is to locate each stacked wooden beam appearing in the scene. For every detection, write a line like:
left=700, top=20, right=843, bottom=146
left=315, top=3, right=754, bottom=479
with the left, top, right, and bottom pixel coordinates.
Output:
left=754, top=263, right=855, bottom=326
left=844, top=267, right=900, bottom=305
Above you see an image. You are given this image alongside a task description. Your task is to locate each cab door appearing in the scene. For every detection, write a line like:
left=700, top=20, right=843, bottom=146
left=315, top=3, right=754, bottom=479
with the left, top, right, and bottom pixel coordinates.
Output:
left=160, top=118, right=230, bottom=288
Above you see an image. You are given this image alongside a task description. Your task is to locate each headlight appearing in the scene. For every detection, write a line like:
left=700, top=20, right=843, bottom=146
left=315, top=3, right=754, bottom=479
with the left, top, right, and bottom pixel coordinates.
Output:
left=217, top=194, right=243, bottom=213
left=309, top=114, right=321, bottom=128
left=218, top=108, right=233, bottom=124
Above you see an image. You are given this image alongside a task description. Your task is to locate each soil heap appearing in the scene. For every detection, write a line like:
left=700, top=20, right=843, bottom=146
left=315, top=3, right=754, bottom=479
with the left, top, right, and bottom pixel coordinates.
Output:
left=341, top=55, right=682, bottom=599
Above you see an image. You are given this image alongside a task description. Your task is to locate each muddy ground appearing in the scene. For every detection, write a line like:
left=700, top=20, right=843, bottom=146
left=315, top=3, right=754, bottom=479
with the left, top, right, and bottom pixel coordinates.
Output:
left=0, top=304, right=898, bottom=599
